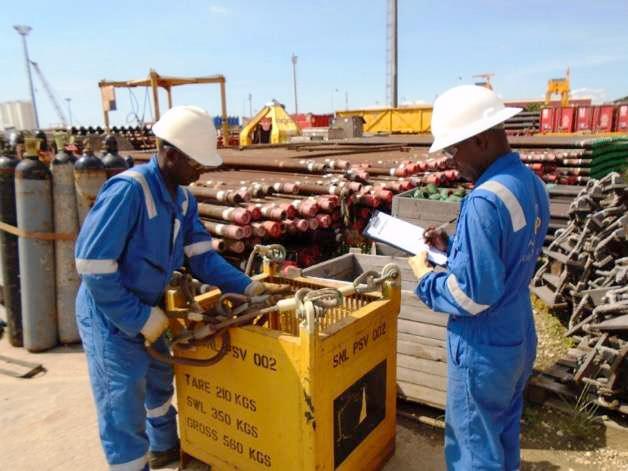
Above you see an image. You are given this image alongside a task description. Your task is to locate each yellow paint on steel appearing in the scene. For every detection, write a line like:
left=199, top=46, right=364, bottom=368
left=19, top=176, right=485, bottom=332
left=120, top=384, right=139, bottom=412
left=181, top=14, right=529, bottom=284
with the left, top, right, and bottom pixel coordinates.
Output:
left=174, top=275, right=400, bottom=471
left=336, top=107, right=433, bottom=134
left=240, top=103, right=301, bottom=146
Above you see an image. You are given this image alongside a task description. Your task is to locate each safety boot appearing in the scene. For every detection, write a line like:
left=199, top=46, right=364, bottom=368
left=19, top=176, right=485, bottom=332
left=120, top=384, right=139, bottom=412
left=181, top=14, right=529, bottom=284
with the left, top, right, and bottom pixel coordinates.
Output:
left=148, top=443, right=180, bottom=469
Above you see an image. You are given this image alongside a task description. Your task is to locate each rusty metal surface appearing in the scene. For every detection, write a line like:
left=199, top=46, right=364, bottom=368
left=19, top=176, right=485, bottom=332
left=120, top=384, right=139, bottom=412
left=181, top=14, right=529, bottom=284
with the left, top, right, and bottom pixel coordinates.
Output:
left=532, top=172, right=627, bottom=411
left=15, top=176, right=58, bottom=352
left=51, top=159, right=80, bottom=343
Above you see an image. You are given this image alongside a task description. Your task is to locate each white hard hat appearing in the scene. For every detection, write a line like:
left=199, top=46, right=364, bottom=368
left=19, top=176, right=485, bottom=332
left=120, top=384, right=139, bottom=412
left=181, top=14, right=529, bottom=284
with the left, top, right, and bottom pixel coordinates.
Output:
left=429, top=85, right=521, bottom=153
left=152, top=105, right=222, bottom=166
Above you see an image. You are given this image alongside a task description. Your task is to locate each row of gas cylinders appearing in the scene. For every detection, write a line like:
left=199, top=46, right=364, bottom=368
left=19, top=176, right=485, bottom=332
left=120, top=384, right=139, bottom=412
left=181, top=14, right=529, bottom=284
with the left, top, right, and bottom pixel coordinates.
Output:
left=0, top=135, right=130, bottom=352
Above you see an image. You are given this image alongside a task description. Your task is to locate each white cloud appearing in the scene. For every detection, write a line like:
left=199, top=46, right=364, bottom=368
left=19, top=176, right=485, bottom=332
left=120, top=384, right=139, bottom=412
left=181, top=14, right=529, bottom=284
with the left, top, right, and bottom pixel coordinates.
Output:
left=507, top=53, right=628, bottom=80
left=209, top=4, right=230, bottom=15
left=571, top=87, right=607, bottom=104
left=399, top=99, right=428, bottom=107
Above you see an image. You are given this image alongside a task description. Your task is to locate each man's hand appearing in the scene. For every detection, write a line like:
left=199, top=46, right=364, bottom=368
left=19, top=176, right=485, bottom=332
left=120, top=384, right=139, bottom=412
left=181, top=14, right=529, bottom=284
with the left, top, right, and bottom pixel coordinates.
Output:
left=424, top=225, right=449, bottom=252
left=244, top=280, right=266, bottom=297
left=408, top=250, right=434, bottom=281
left=141, top=306, right=169, bottom=344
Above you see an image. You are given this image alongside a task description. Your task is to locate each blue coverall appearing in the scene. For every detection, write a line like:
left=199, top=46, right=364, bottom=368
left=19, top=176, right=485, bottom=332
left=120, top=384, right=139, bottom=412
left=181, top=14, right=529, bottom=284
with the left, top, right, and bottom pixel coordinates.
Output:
left=75, top=157, right=251, bottom=470
left=416, top=152, right=549, bottom=470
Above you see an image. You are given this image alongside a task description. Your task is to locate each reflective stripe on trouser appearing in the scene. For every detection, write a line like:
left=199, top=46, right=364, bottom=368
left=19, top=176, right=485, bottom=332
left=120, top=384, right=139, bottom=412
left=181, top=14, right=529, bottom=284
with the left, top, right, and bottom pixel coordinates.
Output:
left=444, top=331, right=531, bottom=471
left=76, top=293, right=178, bottom=467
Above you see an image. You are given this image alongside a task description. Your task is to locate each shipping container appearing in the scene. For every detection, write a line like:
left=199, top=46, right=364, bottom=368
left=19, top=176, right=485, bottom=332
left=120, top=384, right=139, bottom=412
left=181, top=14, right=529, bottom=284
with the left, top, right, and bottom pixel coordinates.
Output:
left=540, top=108, right=555, bottom=132
left=555, top=107, right=576, bottom=132
left=593, top=106, right=615, bottom=133
left=575, top=106, right=594, bottom=132
left=291, top=113, right=333, bottom=130
left=336, top=107, right=432, bottom=134
left=615, top=105, right=628, bottom=132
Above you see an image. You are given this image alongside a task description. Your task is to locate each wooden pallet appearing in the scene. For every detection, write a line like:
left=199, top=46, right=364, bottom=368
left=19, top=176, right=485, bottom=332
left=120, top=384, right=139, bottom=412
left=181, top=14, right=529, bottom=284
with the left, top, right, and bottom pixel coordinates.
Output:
left=528, top=355, right=628, bottom=416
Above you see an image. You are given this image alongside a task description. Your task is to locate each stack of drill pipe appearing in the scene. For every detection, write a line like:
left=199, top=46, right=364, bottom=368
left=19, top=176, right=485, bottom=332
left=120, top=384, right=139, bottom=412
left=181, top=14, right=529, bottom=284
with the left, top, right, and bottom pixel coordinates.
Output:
left=221, top=155, right=331, bottom=174
left=408, top=171, right=461, bottom=187
left=369, top=177, right=416, bottom=193
left=504, top=110, right=540, bottom=135
left=515, top=137, right=628, bottom=184
left=356, top=186, right=393, bottom=206
left=210, top=237, right=246, bottom=254
left=531, top=173, right=627, bottom=412
left=186, top=152, right=474, bottom=267
left=197, top=202, right=251, bottom=225
left=189, top=184, right=250, bottom=204
left=202, top=220, right=253, bottom=240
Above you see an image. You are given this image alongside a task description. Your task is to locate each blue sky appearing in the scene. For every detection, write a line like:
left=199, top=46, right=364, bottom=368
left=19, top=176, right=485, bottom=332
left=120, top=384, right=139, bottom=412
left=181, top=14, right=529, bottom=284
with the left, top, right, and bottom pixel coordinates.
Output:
left=1, top=0, right=627, bottom=128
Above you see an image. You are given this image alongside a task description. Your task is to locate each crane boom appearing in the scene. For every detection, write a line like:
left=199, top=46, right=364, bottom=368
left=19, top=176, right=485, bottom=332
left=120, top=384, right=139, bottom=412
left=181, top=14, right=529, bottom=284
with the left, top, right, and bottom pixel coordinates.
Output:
left=30, top=61, right=68, bottom=127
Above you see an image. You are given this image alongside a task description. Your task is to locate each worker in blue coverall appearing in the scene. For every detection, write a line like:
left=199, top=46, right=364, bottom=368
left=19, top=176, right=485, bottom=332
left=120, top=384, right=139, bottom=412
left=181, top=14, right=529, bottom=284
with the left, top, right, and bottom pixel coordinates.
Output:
left=408, top=85, right=550, bottom=470
left=75, top=106, right=265, bottom=470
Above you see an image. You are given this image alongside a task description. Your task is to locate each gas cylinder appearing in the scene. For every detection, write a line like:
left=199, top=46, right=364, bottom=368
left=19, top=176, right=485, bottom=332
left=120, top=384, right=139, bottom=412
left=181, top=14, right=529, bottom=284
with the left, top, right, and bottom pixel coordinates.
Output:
left=35, top=130, right=53, bottom=165
left=51, top=132, right=80, bottom=343
left=15, top=137, right=57, bottom=352
left=0, top=149, right=23, bottom=347
left=101, top=135, right=128, bottom=178
left=74, top=142, right=106, bottom=225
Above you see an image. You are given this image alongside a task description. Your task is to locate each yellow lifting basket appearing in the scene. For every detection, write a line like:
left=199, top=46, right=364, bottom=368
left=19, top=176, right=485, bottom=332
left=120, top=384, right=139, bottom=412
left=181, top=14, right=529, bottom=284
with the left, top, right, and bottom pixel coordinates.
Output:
left=171, top=259, right=401, bottom=471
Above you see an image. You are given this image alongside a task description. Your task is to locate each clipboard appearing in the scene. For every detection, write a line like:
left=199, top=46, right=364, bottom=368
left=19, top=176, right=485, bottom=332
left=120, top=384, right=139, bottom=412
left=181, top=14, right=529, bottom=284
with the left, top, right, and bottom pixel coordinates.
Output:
left=362, top=210, right=448, bottom=265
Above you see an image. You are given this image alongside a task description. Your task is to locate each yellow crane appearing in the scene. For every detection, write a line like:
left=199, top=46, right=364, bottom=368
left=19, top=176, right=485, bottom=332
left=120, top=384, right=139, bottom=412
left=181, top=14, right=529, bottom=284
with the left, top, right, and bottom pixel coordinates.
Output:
left=473, top=73, right=495, bottom=90
left=545, top=67, right=571, bottom=107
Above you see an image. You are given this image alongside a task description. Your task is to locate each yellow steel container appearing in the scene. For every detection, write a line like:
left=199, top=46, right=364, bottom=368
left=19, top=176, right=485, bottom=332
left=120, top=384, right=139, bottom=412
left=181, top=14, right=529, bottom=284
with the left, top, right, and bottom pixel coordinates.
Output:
left=336, top=107, right=432, bottom=134
left=174, top=274, right=400, bottom=471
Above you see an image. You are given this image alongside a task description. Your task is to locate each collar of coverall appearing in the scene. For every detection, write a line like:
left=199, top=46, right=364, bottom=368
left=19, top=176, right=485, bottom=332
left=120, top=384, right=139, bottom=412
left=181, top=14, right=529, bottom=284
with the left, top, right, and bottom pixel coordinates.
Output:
left=148, top=155, right=188, bottom=213
left=473, top=151, right=521, bottom=187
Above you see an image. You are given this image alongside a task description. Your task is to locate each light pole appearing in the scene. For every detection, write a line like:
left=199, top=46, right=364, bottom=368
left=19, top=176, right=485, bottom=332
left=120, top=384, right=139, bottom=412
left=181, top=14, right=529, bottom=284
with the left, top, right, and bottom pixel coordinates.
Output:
left=248, top=93, right=253, bottom=117
left=13, top=25, right=40, bottom=129
left=331, top=88, right=339, bottom=112
left=291, top=53, right=298, bottom=114
left=65, top=98, right=73, bottom=127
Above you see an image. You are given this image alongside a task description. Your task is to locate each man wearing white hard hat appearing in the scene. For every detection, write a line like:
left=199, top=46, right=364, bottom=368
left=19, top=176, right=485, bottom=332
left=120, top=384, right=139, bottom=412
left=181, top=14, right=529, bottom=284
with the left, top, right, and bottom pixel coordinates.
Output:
left=75, top=106, right=264, bottom=470
left=408, top=86, right=550, bottom=470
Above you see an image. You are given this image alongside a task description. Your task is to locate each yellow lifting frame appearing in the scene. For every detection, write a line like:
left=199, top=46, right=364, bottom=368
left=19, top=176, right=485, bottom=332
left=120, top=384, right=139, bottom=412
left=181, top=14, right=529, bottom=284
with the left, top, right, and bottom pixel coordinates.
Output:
left=98, top=69, right=230, bottom=145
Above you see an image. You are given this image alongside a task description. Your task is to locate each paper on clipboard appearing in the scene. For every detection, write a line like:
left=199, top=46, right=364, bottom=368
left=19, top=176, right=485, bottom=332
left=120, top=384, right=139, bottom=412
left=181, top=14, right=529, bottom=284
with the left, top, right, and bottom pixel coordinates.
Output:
left=363, top=210, right=448, bottom=265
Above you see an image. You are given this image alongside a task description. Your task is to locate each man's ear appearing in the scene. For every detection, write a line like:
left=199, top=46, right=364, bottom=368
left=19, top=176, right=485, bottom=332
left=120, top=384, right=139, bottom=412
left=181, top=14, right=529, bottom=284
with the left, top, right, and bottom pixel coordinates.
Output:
left=474, top=132, right=490, bottom=152
left=162, top=147, right=178, bottom=168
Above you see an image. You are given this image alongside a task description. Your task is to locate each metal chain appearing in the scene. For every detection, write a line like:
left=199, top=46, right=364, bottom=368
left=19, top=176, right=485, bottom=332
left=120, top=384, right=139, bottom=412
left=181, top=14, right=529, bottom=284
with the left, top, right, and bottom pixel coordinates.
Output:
left=294, top=287, right=343, bottom=319
left=353, top=263, right=400, bottom=294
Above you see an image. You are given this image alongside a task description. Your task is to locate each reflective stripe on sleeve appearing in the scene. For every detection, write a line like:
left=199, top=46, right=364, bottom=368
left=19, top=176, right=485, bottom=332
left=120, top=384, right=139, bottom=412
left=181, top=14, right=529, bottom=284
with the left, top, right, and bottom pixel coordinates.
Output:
left=172, top=219, right=181, bottom=246
left=184, top=240, right=213, bottom=258
left=446, top=274, right=490, bottom=315
left=181, top=188, right=190, bottom=216
left=477, top=180, right=526, bottom=232
left=75, top=258, right=118, bottom=275
left=146, top=397, right=172, bottom=418
left=124, top=171, right=157, bottom=219
left=109, top=454, right=148, bottom=471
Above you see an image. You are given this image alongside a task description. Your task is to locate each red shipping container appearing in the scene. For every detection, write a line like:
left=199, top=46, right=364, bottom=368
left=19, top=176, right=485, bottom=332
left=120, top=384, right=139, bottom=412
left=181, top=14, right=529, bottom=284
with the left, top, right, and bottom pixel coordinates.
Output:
left=291, top=113, right=308, bottom=129
left=291, top=113, right=333, bottom=129
left=310, top=114, right=332, bottom=127
left=555, top=107, right=575, bottom=132
left=540, top=108, right=555, bottom=132
left=615, top=105, right=628, bottom=132
left=593, top=106, right=615, bottom=133
left=575, top=106, right=594, bottom=132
